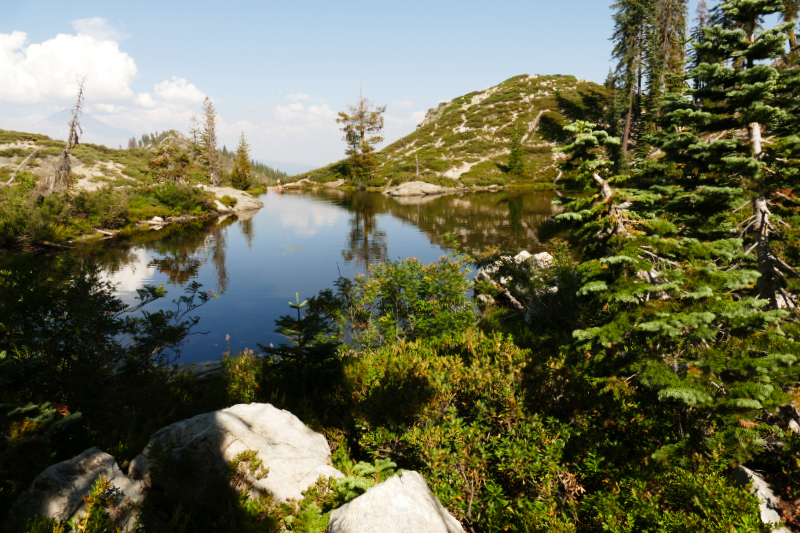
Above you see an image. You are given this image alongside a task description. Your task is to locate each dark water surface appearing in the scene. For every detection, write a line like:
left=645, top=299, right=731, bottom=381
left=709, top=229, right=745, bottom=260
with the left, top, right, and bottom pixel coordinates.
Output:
left=10, top=189, right=562, bottom=362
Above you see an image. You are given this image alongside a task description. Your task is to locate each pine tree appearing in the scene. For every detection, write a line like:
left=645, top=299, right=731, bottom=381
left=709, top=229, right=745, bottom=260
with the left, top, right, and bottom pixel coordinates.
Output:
left=781, top=0, right=800, bottom=64
left=230, top=133, right=252, bottom=191
left=148, top=139, right=189, bottom=183
left=657, top=0, right=689, bottom=82
left=688, top=0, right=798, bottom=309
left=551, top=0, right=800, bottom=463
left=688, top=0, right=712, bottom=92
left=200, top=97, right=222, bottom=185
left=336, top=91, right=386, bottom=182
left=612, top=0, right=654, bottom=159
left=507, top=121, right=525, bottom=176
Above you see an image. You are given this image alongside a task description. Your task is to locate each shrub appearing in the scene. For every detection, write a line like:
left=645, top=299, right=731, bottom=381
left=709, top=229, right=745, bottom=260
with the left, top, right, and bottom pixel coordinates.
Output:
left=315, top=255, right=474, bottom=348
left=579, top=467, right=763, bottom=532
left=13, top=170, right=38, bottom=191
left=220, top=195, right=237, bottom=207
left=0, top=258, right=216, bottom=515
left=73, top=188, right=130, bottom=229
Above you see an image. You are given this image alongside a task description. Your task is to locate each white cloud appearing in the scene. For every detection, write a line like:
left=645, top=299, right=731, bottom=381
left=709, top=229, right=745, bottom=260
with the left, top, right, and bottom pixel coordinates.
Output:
left=93, top=103, right=120, bottom=113
left=0, top=26, right=215, bottom=148
left=0, top=30, right=137, bottom=105
left=70, top=18, right=128, bottom=42
left=154, top=76, right=206, bottom=104
left=134, top=93, right=157, bottom=108
left=274, top=102, right=336, bottom=125
left=391, top=100, right=413, bottom=109
left=286, top=93, right=311, bottom=101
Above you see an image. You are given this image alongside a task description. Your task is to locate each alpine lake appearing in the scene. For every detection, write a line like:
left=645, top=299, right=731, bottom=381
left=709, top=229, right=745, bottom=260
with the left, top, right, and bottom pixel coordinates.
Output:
left=6, top=188, right=563, bottom=363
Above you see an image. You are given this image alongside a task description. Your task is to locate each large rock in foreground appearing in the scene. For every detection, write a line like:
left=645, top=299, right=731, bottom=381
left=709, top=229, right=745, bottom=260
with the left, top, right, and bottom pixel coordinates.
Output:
left=385, top=181, right=453, bottom=197
left=129, top=403, right=343, bottom=502
left=328, top=471, right=464, bottom=533
left=5, top=448, right=144, bottom=531
left=734, top=466, right=791, bottom=533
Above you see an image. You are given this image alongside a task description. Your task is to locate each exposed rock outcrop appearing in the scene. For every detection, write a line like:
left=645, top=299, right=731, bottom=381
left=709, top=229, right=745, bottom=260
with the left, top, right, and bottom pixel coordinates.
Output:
left=5, top=448, right=144, bottom=531
left=328, top=471, right=464, bottom=533
left=474, top=250, right=555, bottom=317
left=128, top=403, right=343, bottom=502
left=197, top=184, right=264, bottom=212
left=385, top=181, right=454, bottom=197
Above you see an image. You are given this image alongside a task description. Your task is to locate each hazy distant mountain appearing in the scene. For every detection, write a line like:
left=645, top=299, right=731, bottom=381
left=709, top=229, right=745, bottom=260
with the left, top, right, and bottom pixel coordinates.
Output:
left=45, top=110, right=135, bottom=147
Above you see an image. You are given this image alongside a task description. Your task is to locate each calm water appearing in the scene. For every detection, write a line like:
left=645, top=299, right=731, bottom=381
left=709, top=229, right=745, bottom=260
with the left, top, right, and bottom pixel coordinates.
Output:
left=12, top=189, right=562, bottom=362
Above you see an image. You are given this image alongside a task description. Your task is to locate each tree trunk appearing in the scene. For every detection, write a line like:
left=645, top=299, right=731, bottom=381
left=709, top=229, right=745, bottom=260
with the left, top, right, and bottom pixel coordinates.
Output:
left=593, top=172, right=629, bottom=236
left=622, top=81, right=636, bottom=159
left=42, top=150, right=72, bottom=195
left=753, top=196, right=779, bottom=309
left=750, top=122, right=763, bottom=158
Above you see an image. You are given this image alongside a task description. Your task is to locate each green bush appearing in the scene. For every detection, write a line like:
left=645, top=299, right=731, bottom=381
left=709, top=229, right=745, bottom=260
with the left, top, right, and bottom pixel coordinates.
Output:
left=0, top=187, right=78, bottom=244
left=12, top=170, right=38, bottom=190
left=127, top=183, right=213, bottom=220
left=220, top=195, right=237, bottom=207
left=0, top=257, right=218, bottom=516
left=316, top=255, right=474, bottom=348
left=580, top=467, right=763, bottom=532
left=73, top=188, right=130, bottom=229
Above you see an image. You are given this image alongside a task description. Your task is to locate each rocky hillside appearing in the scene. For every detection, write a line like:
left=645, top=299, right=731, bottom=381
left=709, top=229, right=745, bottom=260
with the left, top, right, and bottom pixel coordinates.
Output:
left=0, top=129, right=285, bottom=193
left=297, top=74, right=608, bottom=187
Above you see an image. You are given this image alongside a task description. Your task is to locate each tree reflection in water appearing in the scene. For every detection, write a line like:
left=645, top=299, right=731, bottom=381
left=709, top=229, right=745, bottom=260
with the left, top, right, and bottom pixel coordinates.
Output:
left=208, top=219, right=230, bottom=295
left=135, top=218, right=230, bottom=295
left=340, top=193, right=388, bottom=270
left=499, top=194, right=525, bottom=248
left=238, top=210, right=257, bottom=249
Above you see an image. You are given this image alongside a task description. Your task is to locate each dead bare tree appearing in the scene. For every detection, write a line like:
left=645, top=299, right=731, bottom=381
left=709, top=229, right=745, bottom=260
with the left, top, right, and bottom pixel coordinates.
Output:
left=42, top=77, right=85, bottom=195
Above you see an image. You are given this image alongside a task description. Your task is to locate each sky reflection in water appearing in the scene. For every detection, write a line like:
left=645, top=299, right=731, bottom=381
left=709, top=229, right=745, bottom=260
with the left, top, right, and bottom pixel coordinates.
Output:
left=98, top=189, right=558, bottom=362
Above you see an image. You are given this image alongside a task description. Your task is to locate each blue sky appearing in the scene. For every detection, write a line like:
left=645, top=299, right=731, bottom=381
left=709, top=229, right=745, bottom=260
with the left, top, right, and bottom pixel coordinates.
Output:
left=1, top=0, right=704, bottom=170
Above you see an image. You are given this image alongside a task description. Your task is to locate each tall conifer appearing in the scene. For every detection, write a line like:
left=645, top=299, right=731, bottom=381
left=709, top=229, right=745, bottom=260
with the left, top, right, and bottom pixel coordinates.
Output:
left=231, top=133, right=252, bottom=191
left=551, top=0, right=800, bottom=462
left=200, top=97, right=222, bottom=186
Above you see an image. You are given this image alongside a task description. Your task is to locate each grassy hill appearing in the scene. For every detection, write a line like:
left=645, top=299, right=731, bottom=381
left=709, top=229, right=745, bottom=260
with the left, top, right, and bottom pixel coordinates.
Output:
left=295, top=74, right=608, bottom=187
left=0, top=129, right=286, bottom=247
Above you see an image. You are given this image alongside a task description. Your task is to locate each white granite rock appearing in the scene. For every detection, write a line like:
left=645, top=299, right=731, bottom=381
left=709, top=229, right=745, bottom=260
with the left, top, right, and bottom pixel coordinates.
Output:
left=734, top=466, right=791, bottom=533
left=5, top=448, right=144, bottom=531
left=129, top=403, right=343, bottom=502
left=386, top=181, right=452, bottom=197
left=328, top=471, right=464, bottom=533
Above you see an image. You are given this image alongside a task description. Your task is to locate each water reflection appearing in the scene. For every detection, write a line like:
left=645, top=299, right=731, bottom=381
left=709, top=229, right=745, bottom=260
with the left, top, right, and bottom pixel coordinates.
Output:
left=210, top=223, right=230, bottom=295
left=341, top=193, right=388, bottom=269
left=1, top=189, right=564, bottom=362
left=321, top=189, right=560, bottom=256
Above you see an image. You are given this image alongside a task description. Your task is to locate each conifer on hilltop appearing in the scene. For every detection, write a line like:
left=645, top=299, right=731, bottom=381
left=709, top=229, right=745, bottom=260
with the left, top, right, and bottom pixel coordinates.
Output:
left=336, top=90, right=386, bottom=182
